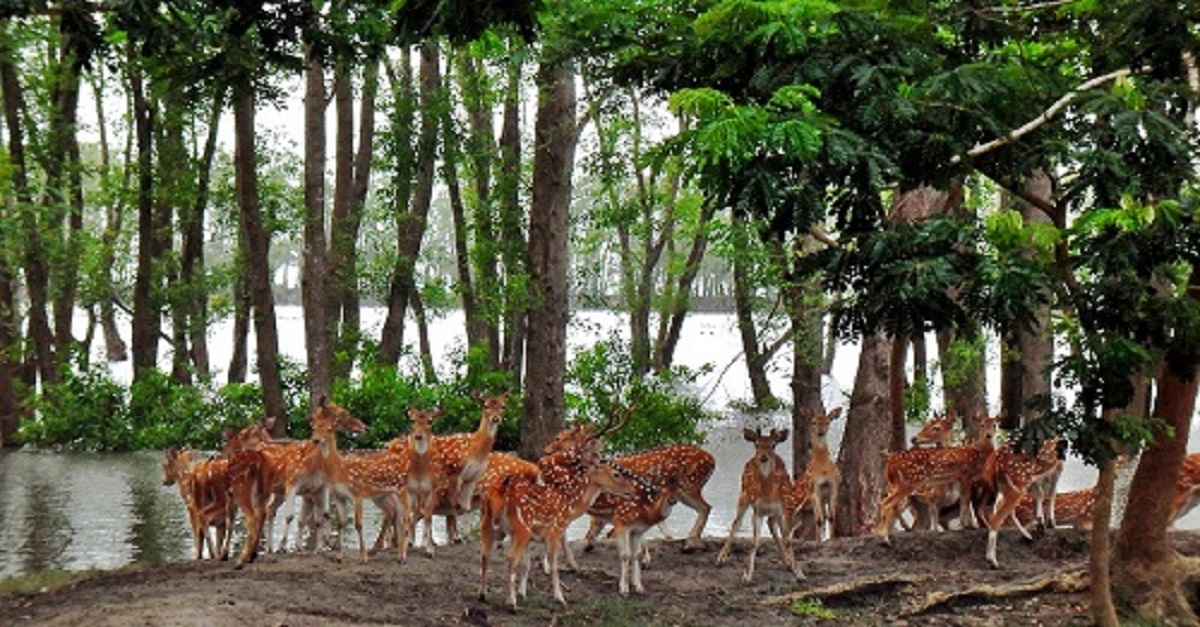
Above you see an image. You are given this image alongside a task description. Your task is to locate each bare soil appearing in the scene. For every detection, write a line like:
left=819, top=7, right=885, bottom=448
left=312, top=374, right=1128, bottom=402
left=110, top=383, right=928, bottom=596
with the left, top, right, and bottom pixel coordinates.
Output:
left=6, top=529, right=1199, bottom=626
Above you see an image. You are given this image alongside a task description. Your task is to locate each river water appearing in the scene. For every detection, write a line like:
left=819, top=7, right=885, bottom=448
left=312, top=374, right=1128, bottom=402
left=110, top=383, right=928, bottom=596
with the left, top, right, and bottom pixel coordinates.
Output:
left=1, top=308, right=1196, bottom=579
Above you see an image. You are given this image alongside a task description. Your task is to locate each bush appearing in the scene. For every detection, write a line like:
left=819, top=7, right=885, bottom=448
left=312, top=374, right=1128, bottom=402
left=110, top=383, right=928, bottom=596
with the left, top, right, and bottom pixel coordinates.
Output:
left=566, top=337, right=715, bottom=455
left=18, top=360, right=130, bottom=451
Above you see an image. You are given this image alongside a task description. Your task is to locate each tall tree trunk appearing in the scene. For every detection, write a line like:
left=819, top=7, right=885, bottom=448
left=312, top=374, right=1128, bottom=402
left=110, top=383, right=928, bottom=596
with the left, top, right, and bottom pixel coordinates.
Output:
left=228, top=266, right=250, bottom=384
left=91, top=66, right=128, bottom=363
left=835, top=332, right=892, bottom=537
left=652, top=199, right=717, bottom=371
left=129, top=39, right=159, bottom=381
left=1113, top=266, right=1200, bottom=623
left=1000, top=171, right=1054, bottom=427
left=888, top=337, right=909, bottom=452
left=519, top=58, right=576, bottom=460
left=158, top=90, right=187, bottom=384
left=47, top=15, right=84, bottom=363
left=0, top=25, right=32, bottom=444
left=378, top=43, right=439, bottom=366
left=442, top=53, right=483, bottom=359
left=340, top=58, right=377, bottom=373
left=498, top=45, right=527, bottom=382
left=182, top=91, right=222, bottom=380
left=302, top=42, right=333, bottom=405
left=233, top=73, right=286, bottom=430
left=733, top=243, right=774, bottom=407
left=784, top=236, right=825, bottom=477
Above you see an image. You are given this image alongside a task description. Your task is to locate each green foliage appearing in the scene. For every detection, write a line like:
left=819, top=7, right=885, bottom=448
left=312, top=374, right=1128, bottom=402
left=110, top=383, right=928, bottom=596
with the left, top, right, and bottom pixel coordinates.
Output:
left=791, top=597, right=837, bottom=620
left=904, top=374, right=932, bottom=425
left=127, top=370, right=215, bottom=450
left=19, top=359, right=131, bottom=451
left=566, top=337, right=715, bottom=454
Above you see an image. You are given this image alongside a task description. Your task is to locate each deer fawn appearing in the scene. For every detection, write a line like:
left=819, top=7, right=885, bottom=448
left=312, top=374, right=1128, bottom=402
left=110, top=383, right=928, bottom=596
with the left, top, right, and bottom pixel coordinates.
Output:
left=876, top=413, right=1000, bottom=544
left=605, top=470, right=681, bottom=596
left=717, top=427, right=804, bottom=583
left=341, top=438, right=409, bottom=562
left=983, top=437, right=1063, bottom=568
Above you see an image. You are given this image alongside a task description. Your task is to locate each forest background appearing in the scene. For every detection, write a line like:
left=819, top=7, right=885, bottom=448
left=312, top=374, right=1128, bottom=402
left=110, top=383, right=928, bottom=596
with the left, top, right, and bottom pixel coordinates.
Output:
left=1, top=1, right=1199, bottom=624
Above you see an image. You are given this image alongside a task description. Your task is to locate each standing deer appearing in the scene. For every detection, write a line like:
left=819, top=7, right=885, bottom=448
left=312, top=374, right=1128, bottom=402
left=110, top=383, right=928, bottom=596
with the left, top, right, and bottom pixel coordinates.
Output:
left=803, top=407, right=841, bottom=541
left=401, top=407, right=440, bottom=558
left=876, top=413, right=1000, bottom=544
left=453, top=393, right=509, bottom=512
left=223, top=438, right=279, bottom=568
left=605, top=470, right=681, bottom=596
left=341, top=439, right=408, bottom=562
left=162, top=449, right=234, bottom=560
left=302, top=399, right=369, bottom=558
left=717, top=427, right=804, bottom=583
left=983, top=438, right=1063, bottom=568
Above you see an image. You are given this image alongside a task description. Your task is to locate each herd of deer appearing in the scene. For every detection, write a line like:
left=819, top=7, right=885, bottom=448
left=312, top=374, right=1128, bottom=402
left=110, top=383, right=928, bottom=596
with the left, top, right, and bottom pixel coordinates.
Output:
left=161, top=397, right=1200, bottom=609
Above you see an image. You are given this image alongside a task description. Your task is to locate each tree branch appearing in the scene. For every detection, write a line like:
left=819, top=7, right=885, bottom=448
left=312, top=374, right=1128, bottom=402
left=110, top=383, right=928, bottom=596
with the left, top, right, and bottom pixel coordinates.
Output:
left=954, top=68, right=1135, bottom=164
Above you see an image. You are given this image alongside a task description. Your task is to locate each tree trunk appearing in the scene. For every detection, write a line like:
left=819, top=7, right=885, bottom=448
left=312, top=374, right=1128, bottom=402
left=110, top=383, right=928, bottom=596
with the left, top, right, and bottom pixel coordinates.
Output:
left=1113, top=353, right=1200, bottom=623
left=442, top=54, right=483, bottom=360
left=653, top=199, right=717, bottom=372
left=0, top=26, right=32, bottom=444
left=158, top=90, right=187, bottom=384
left=889, top=337, right=908, bottom=452
left=732, top=215, right=774, bottom=408
left=835, top=332, right=892, bottom=537
left=785, top=238, right=825, bottom=477
left=378, top=43, right=439, bottom=366
left=1000, top=171, right=1053, bottom=426
left=181, top=91, right=221, bottom=380
left=91, top=67, right=129, bottom=364
left=233, top=74, right=287, bottom=430
left=129, top=38, right=159, bottom=382
left=519, top=58, right=576, bottom=460
left=302, top=43, right=334, bottom=406
left=498, top=45, right=527, bottom=382
left=937, top=327, right=988, bottom=430
left=340, top=58, right=377, bottom=373
left=48, top=16, right=84, bottom=364
left=228, top=266, right=250, bottom=384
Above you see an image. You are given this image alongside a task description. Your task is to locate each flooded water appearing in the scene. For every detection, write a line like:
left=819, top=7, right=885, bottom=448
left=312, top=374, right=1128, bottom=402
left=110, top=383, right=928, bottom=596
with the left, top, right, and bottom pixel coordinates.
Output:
left=2, top=308, right=1197, bottom=579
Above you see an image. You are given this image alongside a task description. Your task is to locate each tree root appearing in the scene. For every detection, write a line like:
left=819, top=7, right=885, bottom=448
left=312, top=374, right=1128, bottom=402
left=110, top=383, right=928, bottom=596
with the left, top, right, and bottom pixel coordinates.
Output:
left=760, top=573, right=930, bottom=606
left=900, top=568, right=1089, bottom=616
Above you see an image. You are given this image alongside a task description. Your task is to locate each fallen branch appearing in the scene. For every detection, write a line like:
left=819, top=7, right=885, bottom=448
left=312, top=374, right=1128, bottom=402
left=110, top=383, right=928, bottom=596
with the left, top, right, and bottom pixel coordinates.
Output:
left=761, top=573, right=930, bottom=606
left=900, top=568, right=1089, bottom=617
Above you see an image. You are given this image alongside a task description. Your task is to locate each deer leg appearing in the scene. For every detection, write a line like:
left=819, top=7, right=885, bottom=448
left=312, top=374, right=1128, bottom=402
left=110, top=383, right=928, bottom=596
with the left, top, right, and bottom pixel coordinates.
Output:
left=354, top=498, right=367, bottom=563
left=583, top=516, right=605, bottom=552
left=422, top=497, right=436, bottom=557
left=744, top=511, right=762, bottom=583
left=631, top=529, right=646, bottom=594
left=548, top=536, right=568, bottom=606
left=875, top=486, right=909, bottom=545
left=826, top=484, right=839, bottom=540
left=617, top=528, right=632, bottom=596
left=717, top=498, right=749, bottom=564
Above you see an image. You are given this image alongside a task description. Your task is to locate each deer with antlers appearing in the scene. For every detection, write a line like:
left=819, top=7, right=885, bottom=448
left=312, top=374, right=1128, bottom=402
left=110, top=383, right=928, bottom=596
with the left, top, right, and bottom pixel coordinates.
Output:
left=478, top=414, right=635, bottom=610
left=162, top=449, right=235, bottom=560
left=876, top=413, right=1001, bottom=544
left=983, top=437, right=1063, bottom=568
left=717, top=427, right=805, bottom=583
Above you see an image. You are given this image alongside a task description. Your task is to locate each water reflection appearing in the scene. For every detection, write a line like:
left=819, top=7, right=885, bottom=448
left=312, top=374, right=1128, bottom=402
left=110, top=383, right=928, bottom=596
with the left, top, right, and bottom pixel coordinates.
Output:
left=19, top=473, right=72, bottom=574
left=126, top=469, right=186, bottom=566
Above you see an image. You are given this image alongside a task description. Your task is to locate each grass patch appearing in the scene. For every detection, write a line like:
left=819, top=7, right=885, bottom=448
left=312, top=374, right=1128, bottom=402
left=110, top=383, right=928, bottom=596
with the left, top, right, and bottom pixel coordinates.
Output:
left=791, top=597, right=838, bottom=620
left=0, top=570, right=98, bottom=597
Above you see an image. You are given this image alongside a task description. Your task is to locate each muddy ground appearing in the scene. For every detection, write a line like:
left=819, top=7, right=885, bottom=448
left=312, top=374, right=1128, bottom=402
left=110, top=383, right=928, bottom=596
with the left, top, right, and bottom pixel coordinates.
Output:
left=6, top=528, right=1198, bottom=626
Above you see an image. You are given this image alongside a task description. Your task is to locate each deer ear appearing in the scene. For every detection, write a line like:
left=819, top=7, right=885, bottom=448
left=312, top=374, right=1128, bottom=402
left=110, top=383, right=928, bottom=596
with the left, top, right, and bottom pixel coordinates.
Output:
left=407, top=406, right=420, bottom=420
left=742, top=428, right=757, bottom=442
left=776, top=428, right=790, bottom=443
left=318, top=395, right=328, bottom=408
left=828, top=407, right=843, bottom=421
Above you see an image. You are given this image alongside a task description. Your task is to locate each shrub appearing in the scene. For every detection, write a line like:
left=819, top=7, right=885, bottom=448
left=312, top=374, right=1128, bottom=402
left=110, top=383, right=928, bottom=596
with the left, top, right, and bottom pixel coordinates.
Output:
left=566, top=337, right=714, bottom=455
left=19, top=359, right=130, bottom=451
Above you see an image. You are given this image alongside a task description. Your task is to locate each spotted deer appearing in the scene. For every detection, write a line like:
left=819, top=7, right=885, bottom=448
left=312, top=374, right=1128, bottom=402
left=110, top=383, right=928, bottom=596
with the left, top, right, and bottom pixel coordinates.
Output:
left=162, top=449, right=234, bottom=560
left=223, top=437, right=280, bottom=568
left=399, top=407, right=440, bottom=558
left=605, top=471, right=681, bottom=596
left=578, top=443, right=715, bottom=554
left=717, top=427, right=804, bottom=583
left=876, top=413, right=1001, bottom=544
left=1016, top=487, right=1095, bottom=530
left=802, top=407, right=841, bottom=541
left=982, top=437, right=1063, bottom=567
left=452, top=393, right=509, bottom=512
left=477, top=442, right=637, bottom=609
left=903, top=413, right=980, bottom=532
left=1169, top=453, right=1200, bottom=524
left=297, top=400, right=369, bottom=557
left=340, top=438, right=409, bottom=562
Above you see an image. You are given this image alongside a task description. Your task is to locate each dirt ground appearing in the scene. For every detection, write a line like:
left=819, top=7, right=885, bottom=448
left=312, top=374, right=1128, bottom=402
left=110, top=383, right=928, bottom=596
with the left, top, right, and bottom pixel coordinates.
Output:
left=6, top=527, right=1198, bottom=626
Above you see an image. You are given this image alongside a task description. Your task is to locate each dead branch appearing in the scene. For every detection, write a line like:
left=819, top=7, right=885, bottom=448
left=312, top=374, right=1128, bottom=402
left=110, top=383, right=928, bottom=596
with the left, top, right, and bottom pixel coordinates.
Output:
left=900, top=568, right=1089, bottom=617
left=760, top=573, right=930, bottom=606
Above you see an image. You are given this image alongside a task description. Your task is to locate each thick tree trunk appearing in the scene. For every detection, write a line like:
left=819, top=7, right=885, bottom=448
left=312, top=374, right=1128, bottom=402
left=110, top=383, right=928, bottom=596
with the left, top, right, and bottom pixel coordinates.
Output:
left=302, top=43, right=334, bottom=406
left=129, top=39, right=159, bottom=382
left=378, top=43, right=439, bottom=366
left=233, top=76, right=287, bottom=430
left=835, top=332, right=891, bottom=537
left=519, top=58, right=576, bottom=460
left=1113, top=355, right=1200, bottom=623
left=48, top=18, right=84, bottom=363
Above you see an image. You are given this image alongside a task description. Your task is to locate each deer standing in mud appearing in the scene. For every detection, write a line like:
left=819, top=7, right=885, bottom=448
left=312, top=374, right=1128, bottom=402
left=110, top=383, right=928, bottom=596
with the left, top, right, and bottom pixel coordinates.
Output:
left=717, top=427, right=804, bottom=583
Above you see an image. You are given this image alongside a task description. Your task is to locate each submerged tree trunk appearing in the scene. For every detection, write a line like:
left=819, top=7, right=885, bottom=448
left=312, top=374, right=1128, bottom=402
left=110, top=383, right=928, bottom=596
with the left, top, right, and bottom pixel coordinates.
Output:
left=835, top=332, right=891, bottom=537
left=520, top=58, right=576, bottom=460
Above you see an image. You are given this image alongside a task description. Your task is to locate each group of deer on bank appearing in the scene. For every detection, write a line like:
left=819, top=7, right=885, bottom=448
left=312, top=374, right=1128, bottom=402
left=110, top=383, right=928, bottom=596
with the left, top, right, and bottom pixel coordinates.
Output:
left=162, top=393, right=717, bottom=609
left=163, top=397, right=1200, bottom=609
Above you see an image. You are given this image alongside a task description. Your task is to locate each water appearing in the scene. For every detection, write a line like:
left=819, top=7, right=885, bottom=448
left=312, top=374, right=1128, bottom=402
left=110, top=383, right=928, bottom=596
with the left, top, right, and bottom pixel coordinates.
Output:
left=1, top=308, right=1196, bottom=579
